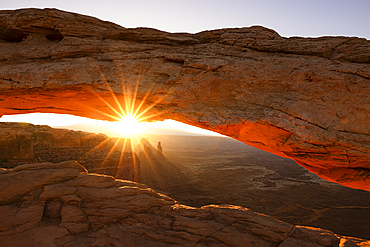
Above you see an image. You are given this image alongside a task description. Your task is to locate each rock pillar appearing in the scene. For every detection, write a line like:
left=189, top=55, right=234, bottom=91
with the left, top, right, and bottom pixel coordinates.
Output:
left=156, top=142, right=165, bottom=161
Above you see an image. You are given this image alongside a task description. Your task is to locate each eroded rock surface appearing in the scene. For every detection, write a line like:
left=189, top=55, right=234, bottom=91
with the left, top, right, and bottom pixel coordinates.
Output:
left=0, top=8, right=369, bottom=191
left=0, top=161, right=369, bottom=247
left=0, top=122, right=109, bottom=165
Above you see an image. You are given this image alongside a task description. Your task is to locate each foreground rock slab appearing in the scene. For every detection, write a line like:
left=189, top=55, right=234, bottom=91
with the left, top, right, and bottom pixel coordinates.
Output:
left=0, top=8, right=369, bottom=191
left=0, top=161, right=369, bottom=247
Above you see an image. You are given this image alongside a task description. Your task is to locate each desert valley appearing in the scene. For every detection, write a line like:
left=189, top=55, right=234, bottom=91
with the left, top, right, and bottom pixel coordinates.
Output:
left=1, top=122, right=369, bottom=246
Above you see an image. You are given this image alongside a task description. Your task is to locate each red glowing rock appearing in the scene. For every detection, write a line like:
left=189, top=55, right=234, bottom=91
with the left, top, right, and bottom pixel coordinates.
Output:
left=0, top=8, right=369, bottom=191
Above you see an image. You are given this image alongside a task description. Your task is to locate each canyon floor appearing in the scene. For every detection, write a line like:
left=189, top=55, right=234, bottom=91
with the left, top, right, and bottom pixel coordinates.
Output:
left=139, top=135, right=370, bottom=240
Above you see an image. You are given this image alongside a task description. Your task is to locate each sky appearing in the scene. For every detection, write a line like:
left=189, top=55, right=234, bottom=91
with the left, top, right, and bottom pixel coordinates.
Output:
left=1, top=0, right=369, bottom=39
left=0, top=113, right=224, bottom=136
left=0, top=0, right=368, bottom=135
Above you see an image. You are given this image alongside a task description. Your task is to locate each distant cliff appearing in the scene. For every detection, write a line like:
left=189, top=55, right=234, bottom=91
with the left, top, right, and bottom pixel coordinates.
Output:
left=0, top=122, right=109, bottom=166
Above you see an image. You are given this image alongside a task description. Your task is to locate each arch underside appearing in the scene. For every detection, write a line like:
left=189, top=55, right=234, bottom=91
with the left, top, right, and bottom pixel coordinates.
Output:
left=0, top=8, right=369, bottom=191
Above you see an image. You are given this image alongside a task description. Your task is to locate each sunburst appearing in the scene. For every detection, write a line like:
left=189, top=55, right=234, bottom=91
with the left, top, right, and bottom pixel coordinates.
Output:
left=111, top=115, right=144, bottom=135
left=81, top=66, right=175, bottom=182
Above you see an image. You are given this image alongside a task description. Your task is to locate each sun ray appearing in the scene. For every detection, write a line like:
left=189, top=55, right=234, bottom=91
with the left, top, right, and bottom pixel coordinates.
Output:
left=70, top=60, right=181, bottom=184
left=117, top=137, right=129, bottom=170
left=92, top=90, right=125, bottom=119
left=85, top=136, right=113, bottom=155
left=134, top=86, right=178, bottom=121
left=100, top=133, right=124, bottom=167
left=90, top=62, right=126, bottom=119
left=132, top=88, right=153, bottom=119
left=104, top=81, right=127, bottom=118
left=136, top=137, right=166, bottom=188
left=76, top=62, right=182, bottom=183
left=135, top=98, right=165, bottom=120
left=121, top=80, right=132, bottom=119
left=86, top=105, right=122, bottom=121
left=131, top=82, right=168, bottom=121
left=137, top=109, right=172, bottom=122
left=130, top=67, right=143, bottom=116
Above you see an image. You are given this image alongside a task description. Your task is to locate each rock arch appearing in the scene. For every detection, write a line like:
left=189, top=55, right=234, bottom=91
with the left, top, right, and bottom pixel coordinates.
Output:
left=0, top=8, right=369, bottom=191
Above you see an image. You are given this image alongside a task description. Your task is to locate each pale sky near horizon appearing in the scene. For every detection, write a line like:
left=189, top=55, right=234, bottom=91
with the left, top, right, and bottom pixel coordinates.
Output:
left=1, top=0, right=369, bottom=39
left=0, top=113, right=224, bottom=136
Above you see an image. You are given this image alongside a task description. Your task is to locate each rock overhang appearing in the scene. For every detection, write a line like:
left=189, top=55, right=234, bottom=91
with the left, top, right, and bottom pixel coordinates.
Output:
left=0, top=8, right=369, bottom=191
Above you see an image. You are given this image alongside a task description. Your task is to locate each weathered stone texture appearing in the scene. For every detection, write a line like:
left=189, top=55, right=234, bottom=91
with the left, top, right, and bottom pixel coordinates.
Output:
left=0, top=127, right=34, bottom=161
left=0, top=8, right=369, bottom=191
left=0, top=161, right=369, bottom=246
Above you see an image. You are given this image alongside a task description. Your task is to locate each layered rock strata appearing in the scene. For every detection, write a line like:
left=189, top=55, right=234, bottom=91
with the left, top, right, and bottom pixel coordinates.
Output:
left=0, top=122, right=110, bottom=166
left=0, top=9, right=369, bottom=190
left=0, top=122, right=142, bottom=182
left=0, top=161, right=369, bottom=247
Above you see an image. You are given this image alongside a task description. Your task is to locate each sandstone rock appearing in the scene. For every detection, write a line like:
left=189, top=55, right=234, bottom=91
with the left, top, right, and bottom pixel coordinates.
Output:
left=0, top=161, right=368, bottom=247
left=0, top=225, right=70, bottom=247
left=0, top=122, right=111, bottom=166
left=204, top=204, right=294, bottom=243
left=60, top=205, right=85, bottom=222
left=59, top=222, right=90, bottom=235
left=43, top=199, right=63, bottom=219
left=39, top=183, right=77, bottom=201
left=211, top=226, right=272, bottom=247
left=64, top=173, right=117, bottom=188
left=0, top=126, right=34, bottom=162
left=0, top=204, right=44, bottom=233
left=280, top=226, right=339, bottom=246
left=0, top=8, right=369, bottom=191
left=0, top=161, right=86, bottom=204
left=339, top=237, right=370, bottom=247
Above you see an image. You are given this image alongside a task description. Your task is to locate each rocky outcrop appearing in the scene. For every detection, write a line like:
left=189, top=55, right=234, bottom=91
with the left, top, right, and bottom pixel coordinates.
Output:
left=0, top=122, right=108, bottom=149
left=0, top=122, right=110, bottom=166
left=0, top=122, right=142, bottom=182
left=0, top=126, right=34, bottom=162
left=0, top=161, right=369, bottom=246
left=0, top=8, right=369, bottom=191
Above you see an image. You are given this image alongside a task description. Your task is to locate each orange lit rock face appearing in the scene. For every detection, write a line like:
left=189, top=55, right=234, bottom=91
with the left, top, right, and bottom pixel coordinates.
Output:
left=0, top=8, right=369, bottom=191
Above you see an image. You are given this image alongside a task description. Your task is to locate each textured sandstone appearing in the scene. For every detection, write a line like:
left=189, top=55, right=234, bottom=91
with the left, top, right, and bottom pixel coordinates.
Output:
left=0, top=8, right=369, bottom=191
left=0, top=122, right=111, bottom=166
left=0, top=161, right=369, bottom=247
left=0, top=161, right=85, bottom=204
left=0, top=127, right=34, bottom=161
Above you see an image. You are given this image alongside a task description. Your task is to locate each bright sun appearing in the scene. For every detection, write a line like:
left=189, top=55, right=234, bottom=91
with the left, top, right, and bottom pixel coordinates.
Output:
left=89, top=79, right=165, bottom=138
left=111, top=115, right=146, bottom=136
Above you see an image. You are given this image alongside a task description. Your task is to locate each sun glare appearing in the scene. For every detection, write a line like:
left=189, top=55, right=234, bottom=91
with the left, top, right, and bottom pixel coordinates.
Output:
left=111, top=115, right=146, bottom=136
left=86, top=67, right=170, bottom=140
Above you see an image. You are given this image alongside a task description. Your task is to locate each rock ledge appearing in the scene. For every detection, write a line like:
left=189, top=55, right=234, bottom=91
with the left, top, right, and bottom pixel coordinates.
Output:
left=0, top=161, right=369, bottom=246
